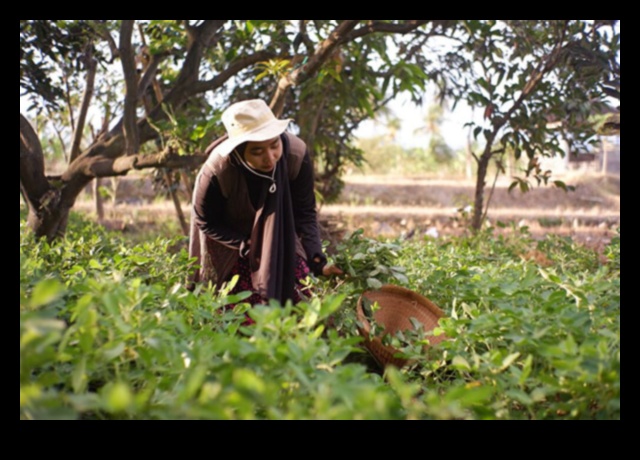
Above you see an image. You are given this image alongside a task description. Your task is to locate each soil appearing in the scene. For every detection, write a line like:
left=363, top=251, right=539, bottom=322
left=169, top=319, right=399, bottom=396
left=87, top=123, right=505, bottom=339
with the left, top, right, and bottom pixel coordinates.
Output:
left=73, top=170, right=620, bottom=255
left=320, top=171, right=620, bottom=252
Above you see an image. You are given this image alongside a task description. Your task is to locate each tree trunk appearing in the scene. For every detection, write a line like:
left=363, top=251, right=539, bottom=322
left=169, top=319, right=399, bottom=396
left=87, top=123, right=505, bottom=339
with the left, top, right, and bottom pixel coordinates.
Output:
left=164, top=170, right=189, bottom=236
left=94, top=178, right=105, bottom=222
left=20, top=22, right=224, bottom=241
left=69, top=48, right=97, bottom=162
left=20, top=114, right=73, bottom=240
left=471, top=152, right=491, bottom=231
left=179, top=169, right=194, bottom=203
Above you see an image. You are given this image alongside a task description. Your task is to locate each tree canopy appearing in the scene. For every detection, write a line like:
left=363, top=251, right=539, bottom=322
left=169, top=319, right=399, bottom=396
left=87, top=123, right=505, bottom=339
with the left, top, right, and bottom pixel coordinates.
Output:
left=20, top=20, right=619, bottom=239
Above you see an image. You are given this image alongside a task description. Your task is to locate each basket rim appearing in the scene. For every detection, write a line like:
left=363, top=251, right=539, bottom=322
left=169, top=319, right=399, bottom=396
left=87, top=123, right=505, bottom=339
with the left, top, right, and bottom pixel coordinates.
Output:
left=356, top=284, right=444, bottom=335
left=356, top=284, right=446, bottom=368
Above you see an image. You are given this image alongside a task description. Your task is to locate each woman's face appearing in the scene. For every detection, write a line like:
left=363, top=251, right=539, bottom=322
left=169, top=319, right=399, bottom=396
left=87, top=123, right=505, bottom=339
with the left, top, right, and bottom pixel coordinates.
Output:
left=243, top=136, right=283, bottom=173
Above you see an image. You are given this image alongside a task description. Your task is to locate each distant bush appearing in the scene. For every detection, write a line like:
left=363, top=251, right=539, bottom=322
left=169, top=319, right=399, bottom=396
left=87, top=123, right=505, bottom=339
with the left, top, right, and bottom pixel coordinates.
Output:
left=354, top=135, right=467, bottom=177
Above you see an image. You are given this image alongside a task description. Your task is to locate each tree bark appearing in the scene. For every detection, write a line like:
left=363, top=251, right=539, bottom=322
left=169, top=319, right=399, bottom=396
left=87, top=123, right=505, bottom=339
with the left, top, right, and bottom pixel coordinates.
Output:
left=119, top=20, right=140, bottom=156
left=70, top=47, right=97, bottom=162
left=164, top=169, right=189, bottom=236
left=179, top=169, right=194, bottom=203
left=94, top=178, right=105, bottom=222
left=20, top=114, right=71, bottom=240
left=472, top=152, right=490, bottom=232
left=270, top=20, right=360, bottom=117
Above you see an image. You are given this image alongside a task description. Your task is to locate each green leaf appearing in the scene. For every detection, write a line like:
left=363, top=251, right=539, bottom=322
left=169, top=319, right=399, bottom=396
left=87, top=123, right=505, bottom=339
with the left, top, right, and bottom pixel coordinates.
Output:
left=102, top=381, right=133, bottom=413
left=183, top=366, right=208, bottom=400
left=20, top=318, right=66, bottom=348
left=366, top=278, right=382, bottom=289
left=71, top=356, right=87, bottom=393
left=319, top=293, right=346, bottom=320
left=65, top=265, right=86, bottom=276
left=446, top=384, right=495, bottom=406
left=393, top=272, right=409, bottom=284
left=505, top=389, right=534, bottom=406
left=477, top=77, right=492, bottom=94
left=409, top=316, right=423, bottom=331
left=553, top=180, right=568, bottom=192
left=89, top=259, right=103, bottom=269
left=519, top=354, right=533, bottom=385
left=30, top=278, right=65, bottom=308
left=101, top=342, right=126, bottom=361
left=451, top=355, right=471, bottom=371
left=538, top=268, right=561, bottom=284
left=497, top=352, right=521, bottom=373
left=233, top=368, right=266, bottom=395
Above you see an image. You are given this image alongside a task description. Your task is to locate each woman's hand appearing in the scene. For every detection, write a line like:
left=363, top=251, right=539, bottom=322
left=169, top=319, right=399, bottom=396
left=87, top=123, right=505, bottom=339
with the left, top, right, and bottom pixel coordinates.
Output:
left=322, top=264, right=344, bottom=277
left=312, top=256, right=343, bottom=277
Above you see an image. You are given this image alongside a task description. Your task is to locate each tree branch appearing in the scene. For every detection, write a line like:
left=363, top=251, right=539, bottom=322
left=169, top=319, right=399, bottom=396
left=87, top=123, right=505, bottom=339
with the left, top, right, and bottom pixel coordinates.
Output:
left=296, top=20, right=315, bottom=54
left=74, top=21, right=224, bottom=168
left=119, top=20, right=140, bottom=156
left=62, top=72, right=76, bottom=131
left=90, top=20, right=120, bottom=62
left=188, top=50, right=277, bottom=95
left=87, top=150, right=207, bottom=177
left=173, top=20, right=225, bottom=88
left=44, top=105, right=69, bottom=162
left=137, top=50, right=168, bottom=96
left=131, top=20, right=225, bottom=139
left=69, top=45, right=97, bottom=162
left=270, top=20, right=361, bottom=116
left=347, top=20, right=430, bottom=40
left=495, top=22, right=570, bottom=134
left=20, top=114, right=50, bottom=202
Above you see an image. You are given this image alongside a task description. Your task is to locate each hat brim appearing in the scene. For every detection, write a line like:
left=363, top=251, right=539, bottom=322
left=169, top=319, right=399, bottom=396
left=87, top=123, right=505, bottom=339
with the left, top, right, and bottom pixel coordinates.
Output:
left=211, top=118, right=292, bottom=157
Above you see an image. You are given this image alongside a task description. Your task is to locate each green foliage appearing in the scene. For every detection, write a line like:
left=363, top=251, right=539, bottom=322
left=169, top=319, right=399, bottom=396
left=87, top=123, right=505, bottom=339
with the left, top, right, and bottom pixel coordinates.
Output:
left=447, top=20, right=619, bottom=173
left=20, top=20, right=100, bottom=112
left=333, top=229, right=408, bottom=290
left=396, top=226, right=620, bottom=419
left=20, top=213, right=402, bottom=419
left=603, top=227, right=620, bottom=272
left=20, top=209, right=619, bottom=420
left=432, top=20, right=620, bottom=230
left=355, top=135, right=465, bottom=177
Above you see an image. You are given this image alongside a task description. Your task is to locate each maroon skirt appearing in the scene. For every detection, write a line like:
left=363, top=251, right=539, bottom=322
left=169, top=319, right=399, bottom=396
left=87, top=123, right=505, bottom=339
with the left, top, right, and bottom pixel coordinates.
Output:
left=224, top=254, right=312, bottom=324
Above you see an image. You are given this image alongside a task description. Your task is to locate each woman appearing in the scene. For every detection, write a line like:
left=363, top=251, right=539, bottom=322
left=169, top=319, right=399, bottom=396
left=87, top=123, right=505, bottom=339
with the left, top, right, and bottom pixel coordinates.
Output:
left=188, top=99, right=342, bottom=308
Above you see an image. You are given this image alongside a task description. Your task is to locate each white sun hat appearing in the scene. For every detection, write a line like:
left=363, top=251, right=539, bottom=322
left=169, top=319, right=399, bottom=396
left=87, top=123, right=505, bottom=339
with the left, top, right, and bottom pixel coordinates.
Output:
left=211, top=99, right=293, bottom=157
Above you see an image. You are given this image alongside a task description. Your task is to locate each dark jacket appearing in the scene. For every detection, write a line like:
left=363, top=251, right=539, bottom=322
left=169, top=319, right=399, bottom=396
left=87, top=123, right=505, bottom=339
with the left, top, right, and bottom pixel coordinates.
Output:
left=188, top=132, right=326, bottom=295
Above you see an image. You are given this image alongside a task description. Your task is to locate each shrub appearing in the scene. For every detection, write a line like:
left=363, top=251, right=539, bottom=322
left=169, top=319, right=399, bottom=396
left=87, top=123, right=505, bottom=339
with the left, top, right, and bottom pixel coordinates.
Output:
left=20, top=213, right=620, bottom=419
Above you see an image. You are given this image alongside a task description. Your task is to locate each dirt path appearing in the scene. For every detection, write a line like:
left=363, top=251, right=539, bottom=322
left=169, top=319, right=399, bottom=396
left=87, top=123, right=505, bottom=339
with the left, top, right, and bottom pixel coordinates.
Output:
left=319, top=172, right=620, bottom=250
left=71, top=171, right=620, bottom=252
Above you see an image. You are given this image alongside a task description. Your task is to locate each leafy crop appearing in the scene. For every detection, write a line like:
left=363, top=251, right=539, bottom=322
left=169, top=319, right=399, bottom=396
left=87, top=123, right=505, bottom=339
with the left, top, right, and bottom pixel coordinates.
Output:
left=20, top=212, right=620, bottom=419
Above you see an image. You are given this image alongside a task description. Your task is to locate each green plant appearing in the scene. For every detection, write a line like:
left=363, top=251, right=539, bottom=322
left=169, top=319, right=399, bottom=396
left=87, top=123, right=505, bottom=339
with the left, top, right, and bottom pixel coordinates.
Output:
left=333, top=229, right=408, bottom=290
left=20, top=212, right=620, bottom=420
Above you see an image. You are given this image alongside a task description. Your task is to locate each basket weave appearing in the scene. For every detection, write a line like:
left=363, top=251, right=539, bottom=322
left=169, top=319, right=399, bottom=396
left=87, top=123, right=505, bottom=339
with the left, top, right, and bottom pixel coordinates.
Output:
left=356, top=284, right=446, bottom=369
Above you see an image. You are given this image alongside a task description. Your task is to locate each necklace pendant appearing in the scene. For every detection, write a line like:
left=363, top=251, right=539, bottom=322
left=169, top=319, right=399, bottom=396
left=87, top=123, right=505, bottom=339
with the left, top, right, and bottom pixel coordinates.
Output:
left=269, top=182, right=277, bottom=193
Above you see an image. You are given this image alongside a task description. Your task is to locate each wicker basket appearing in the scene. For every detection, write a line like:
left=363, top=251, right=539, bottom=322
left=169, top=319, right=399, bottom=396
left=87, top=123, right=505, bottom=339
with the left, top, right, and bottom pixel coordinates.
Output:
left=356, top=284, right=446, bottom=369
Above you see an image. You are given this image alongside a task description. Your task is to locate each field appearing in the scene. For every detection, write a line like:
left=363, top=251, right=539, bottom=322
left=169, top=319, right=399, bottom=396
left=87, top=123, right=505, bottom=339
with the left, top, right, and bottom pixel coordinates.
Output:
left=73, top=170, right=620, bottom=255
left=21, top=170, right=621, bottom=420
left=322, top=172, right=620, bottom=249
